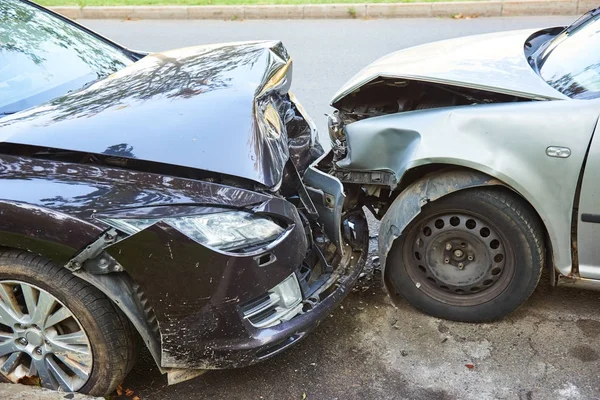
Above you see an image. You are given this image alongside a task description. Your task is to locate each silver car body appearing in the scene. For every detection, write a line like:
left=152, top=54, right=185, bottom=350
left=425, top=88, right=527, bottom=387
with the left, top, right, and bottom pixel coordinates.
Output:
left=330, top=28, right=600, bottom=286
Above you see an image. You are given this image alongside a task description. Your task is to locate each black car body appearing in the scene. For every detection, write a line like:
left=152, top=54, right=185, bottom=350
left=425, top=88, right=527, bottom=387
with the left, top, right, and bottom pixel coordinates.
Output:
left=0, top=1, right=367, bottom=393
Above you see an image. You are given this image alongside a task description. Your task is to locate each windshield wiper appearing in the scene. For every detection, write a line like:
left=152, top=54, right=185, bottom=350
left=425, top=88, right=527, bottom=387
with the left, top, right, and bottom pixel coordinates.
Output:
left=533, top=10, right=600, bottom=71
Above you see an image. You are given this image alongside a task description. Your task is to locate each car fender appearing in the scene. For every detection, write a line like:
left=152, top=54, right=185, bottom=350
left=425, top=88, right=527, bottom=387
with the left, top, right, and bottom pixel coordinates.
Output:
left=0, top=200, right=102, bottom=263
left=73, top=269, right=165, bottom=373
left=0, top=201, right=165, bottom=368
left=0, top=199, right=229, bottom=376
left=341, top=100, right=600, bottom=276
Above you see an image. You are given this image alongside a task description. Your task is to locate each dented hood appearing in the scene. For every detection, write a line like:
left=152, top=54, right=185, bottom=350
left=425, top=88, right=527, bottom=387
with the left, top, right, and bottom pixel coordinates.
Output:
left=0, top=41, right=296, bottom=188
left=332, top=29, right=569, bottom=105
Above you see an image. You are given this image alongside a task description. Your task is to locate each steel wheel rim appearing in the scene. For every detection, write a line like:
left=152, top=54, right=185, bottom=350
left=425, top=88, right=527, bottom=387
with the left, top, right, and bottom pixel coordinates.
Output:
left=0, top=280, right=92, bottom=392
left=404, top=211, right=515, bottom=306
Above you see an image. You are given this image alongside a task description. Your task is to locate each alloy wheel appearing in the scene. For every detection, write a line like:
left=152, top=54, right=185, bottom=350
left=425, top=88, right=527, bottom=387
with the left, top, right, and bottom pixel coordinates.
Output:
left=0, top=280, right=92, bottom=391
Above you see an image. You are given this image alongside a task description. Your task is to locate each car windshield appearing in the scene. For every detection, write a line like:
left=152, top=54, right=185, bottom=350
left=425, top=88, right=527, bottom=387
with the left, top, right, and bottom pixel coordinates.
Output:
left=539, top=11, right=600, bottom=99
left=0, top=0, right=134, bottom=116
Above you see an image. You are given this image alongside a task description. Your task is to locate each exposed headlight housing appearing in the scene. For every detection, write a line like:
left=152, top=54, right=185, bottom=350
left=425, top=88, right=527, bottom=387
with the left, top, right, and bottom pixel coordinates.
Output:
left=327, top=111, right=345, bottom=142
left=98, top=211, right=285, bottom=252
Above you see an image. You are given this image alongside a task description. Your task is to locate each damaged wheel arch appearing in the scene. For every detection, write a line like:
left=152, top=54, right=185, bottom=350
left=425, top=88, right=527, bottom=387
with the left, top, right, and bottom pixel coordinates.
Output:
left=377, top=167, right=553, bottom=304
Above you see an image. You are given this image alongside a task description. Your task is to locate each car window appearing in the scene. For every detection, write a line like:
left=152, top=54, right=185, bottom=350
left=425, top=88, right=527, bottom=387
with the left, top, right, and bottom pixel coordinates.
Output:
left=0, top=0, right=134, bottom=115
left=539, top=13, right=600, bottom=99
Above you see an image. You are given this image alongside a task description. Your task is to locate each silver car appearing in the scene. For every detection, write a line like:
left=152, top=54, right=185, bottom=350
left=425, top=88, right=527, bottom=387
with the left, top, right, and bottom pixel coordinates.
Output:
left=325, top=9, right=600, bottom=322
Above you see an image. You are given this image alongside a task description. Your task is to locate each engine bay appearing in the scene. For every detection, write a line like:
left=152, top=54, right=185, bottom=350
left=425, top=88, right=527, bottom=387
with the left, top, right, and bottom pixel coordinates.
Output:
left=332, top=78, right=532, bottom=124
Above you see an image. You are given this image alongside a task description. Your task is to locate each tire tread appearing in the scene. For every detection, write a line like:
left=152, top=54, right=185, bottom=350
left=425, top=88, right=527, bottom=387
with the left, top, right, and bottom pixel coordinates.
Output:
left=472, top=188, right=545, bottom=306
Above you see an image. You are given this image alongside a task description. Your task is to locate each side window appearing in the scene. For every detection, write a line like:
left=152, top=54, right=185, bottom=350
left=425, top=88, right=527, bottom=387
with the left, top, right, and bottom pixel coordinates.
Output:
left=0, top=0, right=134, bottom=114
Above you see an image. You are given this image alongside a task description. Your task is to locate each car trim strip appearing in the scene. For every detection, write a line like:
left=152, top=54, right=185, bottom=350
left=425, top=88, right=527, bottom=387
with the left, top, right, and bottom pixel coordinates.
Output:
left=581, top=213, right=600, bottom=223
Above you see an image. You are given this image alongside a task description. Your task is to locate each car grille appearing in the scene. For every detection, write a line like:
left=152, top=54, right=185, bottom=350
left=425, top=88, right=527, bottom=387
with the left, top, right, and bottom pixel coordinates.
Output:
left=240, top=274, right=303, bottom=329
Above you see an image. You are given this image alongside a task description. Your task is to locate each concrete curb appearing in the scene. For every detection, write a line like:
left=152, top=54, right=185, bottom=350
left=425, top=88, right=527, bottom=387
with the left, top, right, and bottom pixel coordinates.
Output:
left=0, top=383, right=101, bottom=400
left=50, top=0, right=592, bottom=20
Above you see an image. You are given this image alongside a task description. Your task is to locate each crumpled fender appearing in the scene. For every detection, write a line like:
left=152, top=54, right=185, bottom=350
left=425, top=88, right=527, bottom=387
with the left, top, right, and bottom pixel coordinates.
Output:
left=379, top=168, right=504, bottom=296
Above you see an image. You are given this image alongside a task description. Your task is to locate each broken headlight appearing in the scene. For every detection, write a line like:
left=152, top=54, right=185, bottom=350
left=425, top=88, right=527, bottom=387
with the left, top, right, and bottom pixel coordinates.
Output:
left=98, top=211, right=285, bottom=252
left=327, top=111, right=345, bottom=142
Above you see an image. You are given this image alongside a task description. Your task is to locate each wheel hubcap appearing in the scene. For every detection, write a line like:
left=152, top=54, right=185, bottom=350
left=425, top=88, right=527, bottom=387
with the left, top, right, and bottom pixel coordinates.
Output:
left=0, top=281, right=92, bottom=392
left=406, top=212, right=514, bottom=306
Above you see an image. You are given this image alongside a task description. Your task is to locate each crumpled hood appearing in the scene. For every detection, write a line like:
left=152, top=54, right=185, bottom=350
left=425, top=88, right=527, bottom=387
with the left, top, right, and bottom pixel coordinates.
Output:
left=332, top=29, right=568, bottom=105
left=0, top=40, right=300, bottom=188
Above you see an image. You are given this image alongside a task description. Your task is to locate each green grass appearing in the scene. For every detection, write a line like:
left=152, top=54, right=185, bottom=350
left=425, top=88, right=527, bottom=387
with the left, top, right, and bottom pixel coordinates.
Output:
left=37, top=0, right=484, bottom=6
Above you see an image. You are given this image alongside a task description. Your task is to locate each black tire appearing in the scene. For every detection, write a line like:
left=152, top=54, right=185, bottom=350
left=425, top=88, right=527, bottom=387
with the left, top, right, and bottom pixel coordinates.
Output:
left=0, top=250, right=137, bottom=396
left=387, top=187, right=544, bottom=322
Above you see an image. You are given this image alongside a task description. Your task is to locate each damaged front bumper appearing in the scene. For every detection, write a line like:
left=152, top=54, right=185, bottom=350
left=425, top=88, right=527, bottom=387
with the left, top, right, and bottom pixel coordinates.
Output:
left=197, top=238, right=365, bottom=368
left=86, top=168, right=368, bottom=373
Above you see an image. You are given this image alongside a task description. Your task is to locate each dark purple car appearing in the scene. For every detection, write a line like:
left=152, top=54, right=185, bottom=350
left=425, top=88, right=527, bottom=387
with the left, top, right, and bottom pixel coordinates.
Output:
left=0, top=1, right=367, bottom=395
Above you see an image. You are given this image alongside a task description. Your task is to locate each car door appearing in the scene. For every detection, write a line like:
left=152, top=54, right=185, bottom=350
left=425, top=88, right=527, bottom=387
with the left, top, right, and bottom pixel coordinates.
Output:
left=577, top=114, right=600, bottom=279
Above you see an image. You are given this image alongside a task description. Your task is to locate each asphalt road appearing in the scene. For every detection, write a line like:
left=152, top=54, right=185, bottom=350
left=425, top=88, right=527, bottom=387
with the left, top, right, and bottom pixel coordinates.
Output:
left=77, top=17, right=600, bottom=400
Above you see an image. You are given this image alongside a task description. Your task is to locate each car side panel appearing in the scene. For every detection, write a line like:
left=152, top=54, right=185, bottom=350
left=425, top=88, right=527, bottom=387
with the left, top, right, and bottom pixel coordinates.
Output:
left=340, top=100, right=600, bottom=275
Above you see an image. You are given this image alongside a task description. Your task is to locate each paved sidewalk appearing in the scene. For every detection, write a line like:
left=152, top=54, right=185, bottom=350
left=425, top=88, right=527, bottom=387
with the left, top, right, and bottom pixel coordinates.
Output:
left=50, top=0, right=593, bottom=20
left=0, top=384, right=100, bottom=400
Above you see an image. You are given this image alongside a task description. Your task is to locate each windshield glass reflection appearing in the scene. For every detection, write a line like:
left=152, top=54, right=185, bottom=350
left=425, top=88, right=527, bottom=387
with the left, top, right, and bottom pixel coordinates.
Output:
left=0, top=0, right=133, bottom=114
left=540, top=14, right=600, bottom=99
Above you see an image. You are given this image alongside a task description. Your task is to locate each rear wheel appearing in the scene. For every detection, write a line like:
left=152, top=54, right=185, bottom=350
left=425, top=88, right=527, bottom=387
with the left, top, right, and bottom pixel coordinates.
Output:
left=387, top=187, right=544, bottom=322
left=0, top=251, right=136, bottom=396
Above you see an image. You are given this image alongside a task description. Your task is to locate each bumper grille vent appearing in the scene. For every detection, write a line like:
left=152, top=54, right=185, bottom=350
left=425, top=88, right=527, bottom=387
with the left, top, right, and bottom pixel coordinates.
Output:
left=240, top=274, right=303, bottom=328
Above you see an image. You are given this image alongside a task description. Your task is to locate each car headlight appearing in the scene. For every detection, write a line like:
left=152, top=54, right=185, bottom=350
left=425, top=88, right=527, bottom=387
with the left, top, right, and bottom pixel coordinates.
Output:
left=98, top=211, right=285, bottom=252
